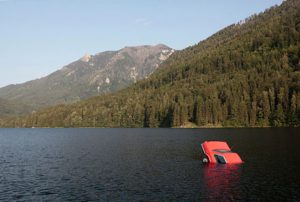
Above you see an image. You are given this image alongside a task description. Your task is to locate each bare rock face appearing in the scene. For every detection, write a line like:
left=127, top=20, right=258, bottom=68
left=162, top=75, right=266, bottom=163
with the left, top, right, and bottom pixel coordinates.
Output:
left=0, top=44, right=174, bottom=113
left=80, top=53, right=92, bottom=62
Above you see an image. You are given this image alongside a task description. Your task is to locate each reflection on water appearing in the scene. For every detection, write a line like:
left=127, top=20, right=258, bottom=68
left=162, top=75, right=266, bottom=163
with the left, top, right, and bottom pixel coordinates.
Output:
left=202, top=164, right=241, bottom=201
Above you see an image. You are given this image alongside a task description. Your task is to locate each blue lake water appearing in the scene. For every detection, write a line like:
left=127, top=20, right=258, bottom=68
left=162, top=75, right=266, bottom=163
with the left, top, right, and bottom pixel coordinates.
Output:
left=0, top=128, right=299, bottom=201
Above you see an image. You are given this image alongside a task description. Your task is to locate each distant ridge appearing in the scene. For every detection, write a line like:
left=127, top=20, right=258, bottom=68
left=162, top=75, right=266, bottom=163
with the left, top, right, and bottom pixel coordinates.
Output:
left=0, top=44, right=174, bottom=116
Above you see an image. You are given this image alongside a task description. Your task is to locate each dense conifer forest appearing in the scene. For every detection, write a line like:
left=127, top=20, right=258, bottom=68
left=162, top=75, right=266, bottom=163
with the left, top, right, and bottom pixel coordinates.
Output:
left=1, top=0, right=300, bottom=128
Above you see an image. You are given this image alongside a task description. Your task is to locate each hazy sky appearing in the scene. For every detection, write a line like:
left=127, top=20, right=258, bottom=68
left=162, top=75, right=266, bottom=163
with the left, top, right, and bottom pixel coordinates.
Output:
left=0, top=0, right=283, bottom=87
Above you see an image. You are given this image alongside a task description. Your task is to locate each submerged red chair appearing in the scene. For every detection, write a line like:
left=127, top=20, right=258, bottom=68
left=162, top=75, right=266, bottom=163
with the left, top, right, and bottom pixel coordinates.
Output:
left=201, top=141, right=243, bottom=164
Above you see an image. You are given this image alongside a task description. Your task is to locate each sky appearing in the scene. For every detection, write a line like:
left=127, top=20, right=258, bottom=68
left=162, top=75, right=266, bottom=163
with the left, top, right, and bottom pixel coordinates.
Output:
left=0, top=0, right=283, bottom=88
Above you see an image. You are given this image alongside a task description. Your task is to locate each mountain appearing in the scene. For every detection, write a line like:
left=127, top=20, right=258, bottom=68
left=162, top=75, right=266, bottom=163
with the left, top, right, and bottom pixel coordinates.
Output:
left=1, top=0, right=300, bottom=128
left=0, top=44, right=174, bottom=113
left=0, top=98, right=33, bottom=118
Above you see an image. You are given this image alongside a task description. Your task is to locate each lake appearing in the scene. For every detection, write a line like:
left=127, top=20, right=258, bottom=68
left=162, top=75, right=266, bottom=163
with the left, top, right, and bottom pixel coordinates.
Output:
left=0, top=128, right=299, bottom=201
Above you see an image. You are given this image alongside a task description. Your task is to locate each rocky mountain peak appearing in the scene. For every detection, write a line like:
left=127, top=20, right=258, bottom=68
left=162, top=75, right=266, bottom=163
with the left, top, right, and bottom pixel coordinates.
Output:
left=0, top=44, right=175, bottom=114
left=80, top=53, right=92, bottom=62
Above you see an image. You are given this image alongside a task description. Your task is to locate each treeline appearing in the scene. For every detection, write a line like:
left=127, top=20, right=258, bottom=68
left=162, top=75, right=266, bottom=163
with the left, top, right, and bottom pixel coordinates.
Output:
left=1, top=0, right=300, bottom=128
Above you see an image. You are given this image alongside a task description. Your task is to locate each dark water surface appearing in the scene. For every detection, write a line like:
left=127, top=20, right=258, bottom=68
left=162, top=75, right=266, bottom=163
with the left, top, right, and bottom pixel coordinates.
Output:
left=0, top=128, right=299, bottom=201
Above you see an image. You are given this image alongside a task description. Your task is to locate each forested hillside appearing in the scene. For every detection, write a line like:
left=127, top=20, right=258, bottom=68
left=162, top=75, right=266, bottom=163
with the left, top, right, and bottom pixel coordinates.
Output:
left=1, top=0, right=299, bottom=128
left=0, top=98, right=33, bottom=118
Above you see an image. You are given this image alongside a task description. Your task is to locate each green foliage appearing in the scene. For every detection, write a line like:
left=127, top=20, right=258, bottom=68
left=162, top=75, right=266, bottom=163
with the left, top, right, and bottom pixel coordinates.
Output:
left=1, top=0, right=300, bottom=128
